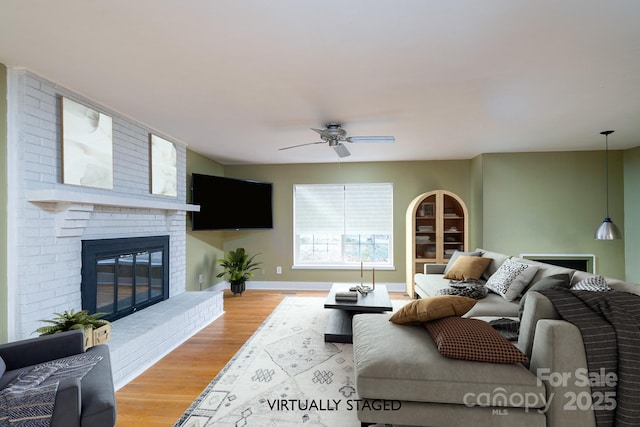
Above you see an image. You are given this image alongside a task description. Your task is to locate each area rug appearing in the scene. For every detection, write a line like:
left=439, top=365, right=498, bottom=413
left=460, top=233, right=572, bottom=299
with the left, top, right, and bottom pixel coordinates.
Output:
left=174, top=296, right=401, bottom=427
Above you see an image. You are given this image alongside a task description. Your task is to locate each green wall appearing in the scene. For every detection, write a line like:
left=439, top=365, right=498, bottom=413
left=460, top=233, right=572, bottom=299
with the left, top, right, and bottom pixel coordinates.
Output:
left=185, top=150, right=226, bottom=290
left=624, top=146, right=640, bottom=282
left=469, top=155, right=484, bottom=250
left=1, top=64, right=8, bottom=342
left=481, top=151, right=625, bottom=279
left=204, top=150, right=634, bottom=285
left=223, top=160, right=471, bottom=285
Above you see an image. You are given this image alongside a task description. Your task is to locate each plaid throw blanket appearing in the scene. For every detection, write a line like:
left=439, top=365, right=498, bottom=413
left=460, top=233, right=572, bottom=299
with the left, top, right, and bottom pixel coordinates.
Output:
left=539, top=288, right=640, bottom=427
left=0, top=353, right=102, bottom=427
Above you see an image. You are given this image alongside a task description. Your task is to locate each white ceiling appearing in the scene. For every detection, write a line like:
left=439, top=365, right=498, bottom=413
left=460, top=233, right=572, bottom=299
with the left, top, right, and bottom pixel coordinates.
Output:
left=2, top=1, right=640, bottom=165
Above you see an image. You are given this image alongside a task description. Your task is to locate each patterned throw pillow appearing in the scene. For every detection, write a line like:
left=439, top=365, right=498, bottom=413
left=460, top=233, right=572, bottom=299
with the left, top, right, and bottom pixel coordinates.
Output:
left=437, top=282, right=488, bottom=299
left=485, top=258, right=539, bottom=301
left=571, top=275, right=612, bottom=292
left=425, top=317, right=528, bottom=364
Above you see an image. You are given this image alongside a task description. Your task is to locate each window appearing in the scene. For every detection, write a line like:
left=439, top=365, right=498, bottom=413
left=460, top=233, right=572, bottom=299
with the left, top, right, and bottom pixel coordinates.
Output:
left=293, top=183, right=393, bottom=269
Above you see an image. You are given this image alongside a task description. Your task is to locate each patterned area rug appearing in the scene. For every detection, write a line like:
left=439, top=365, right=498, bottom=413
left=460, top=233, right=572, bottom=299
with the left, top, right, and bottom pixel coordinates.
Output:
left=174, top=296, right=397, bottom=427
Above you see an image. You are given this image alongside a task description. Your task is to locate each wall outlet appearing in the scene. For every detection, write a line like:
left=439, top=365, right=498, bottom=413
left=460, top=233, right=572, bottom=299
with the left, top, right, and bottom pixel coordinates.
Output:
left=276, top=266, right=282, bottom=275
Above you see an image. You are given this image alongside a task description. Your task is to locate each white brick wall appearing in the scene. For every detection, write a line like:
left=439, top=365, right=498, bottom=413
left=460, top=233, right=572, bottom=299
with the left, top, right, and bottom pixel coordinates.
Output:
left=9, top=70, right=192, bottom=339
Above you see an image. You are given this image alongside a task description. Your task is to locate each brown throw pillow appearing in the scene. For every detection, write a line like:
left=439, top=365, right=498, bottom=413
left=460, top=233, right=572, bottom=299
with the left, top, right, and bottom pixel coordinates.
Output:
left=389, top=295, right=476, bottom=325
left=443, top=255, right=492, bottom=281
left=425, top=317, right=528, bottom=364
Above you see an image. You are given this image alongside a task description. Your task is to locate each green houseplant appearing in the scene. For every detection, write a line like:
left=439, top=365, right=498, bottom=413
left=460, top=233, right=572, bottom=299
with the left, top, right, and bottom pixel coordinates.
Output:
left=217, top=248, right=262, bottom=295
left=36, top=309, right=111, bottom=349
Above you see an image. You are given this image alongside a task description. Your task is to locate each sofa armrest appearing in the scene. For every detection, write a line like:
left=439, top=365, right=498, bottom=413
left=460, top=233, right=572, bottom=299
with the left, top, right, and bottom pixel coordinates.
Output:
left=529, top=319, right=596, bottom=427
left=517, top=291, right=559, bottom=358
left=424, top=264, right=446, bottom=274
left=51, top=378, right=81, bottom=427
left=80, top=344, right=117, bottom=427
left=0, top=330, right=85, bottom=370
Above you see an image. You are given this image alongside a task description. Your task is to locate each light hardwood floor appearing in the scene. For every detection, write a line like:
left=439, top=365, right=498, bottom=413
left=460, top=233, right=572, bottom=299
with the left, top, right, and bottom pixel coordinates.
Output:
left=115, top=289, right=409, bottom=426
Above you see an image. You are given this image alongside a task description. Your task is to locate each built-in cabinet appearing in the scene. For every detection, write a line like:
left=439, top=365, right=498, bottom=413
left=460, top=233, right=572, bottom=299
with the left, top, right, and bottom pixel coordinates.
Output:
left=405, top=190, right=469, bottom=296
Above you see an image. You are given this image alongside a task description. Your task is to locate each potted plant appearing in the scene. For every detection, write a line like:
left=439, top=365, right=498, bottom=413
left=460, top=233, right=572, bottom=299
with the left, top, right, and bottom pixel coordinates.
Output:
left=36, top=309, right=111, bottom=349
left=216, top=248, right=262, bottom=295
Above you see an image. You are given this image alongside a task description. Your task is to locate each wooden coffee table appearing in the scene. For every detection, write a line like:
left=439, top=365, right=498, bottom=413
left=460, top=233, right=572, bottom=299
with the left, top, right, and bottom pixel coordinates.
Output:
left=324, top=283, right=393, bottom=343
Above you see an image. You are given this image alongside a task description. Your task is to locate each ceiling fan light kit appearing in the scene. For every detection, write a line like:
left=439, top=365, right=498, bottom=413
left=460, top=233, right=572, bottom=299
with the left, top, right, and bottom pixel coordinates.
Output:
left=279, top=122, right=395, bottom=158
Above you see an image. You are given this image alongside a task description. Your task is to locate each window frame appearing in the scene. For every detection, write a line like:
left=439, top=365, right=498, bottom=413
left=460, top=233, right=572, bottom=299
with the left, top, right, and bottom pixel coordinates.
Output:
left=292, top=183, right=394, bottom=270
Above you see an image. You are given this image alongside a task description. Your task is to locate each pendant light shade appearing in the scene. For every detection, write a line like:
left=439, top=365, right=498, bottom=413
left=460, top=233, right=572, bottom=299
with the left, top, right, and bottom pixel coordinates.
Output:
left=594, top=130, right=622, bottom=240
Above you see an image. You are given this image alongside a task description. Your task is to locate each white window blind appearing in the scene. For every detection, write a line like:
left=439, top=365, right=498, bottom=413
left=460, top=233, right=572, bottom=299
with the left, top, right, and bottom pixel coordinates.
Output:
left=293, top=183, right=393, bottom=268
left=294, top=185, right=345, bottom=234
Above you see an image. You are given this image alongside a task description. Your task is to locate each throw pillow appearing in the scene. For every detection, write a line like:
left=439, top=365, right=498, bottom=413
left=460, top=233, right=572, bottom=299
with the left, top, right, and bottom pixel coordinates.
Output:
left=485, top=258, right=539, bottom=301
left=437, top=283, right=488, bottom=300
left=442, top=256, right=492, bottom=281
left=518, top=273, right=571, bottom=319
left=425, top=317, right=528, bottom=364
left=443, top=250, right=482, bottom=274
left=571, top=275, right=612, bottom=292
left=389, top=295, right=476, bottom=325
left=0, top=355, right=5, bottom=377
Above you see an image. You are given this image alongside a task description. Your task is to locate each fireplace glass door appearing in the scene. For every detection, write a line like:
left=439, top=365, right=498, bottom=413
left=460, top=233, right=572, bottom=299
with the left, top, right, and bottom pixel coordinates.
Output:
left=83, top=236, right=169, bottom=322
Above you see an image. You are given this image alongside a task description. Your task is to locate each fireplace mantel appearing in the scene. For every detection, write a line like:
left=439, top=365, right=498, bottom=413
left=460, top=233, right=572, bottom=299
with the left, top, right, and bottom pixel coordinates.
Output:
left=27, top=189, right=199, bottom=237
left=28, top=189, right=200, bottom=212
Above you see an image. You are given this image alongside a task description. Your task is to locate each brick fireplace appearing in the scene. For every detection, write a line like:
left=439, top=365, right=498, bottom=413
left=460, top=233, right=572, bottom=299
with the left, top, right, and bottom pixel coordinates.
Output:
left=6, top=69, right=223, bottom=387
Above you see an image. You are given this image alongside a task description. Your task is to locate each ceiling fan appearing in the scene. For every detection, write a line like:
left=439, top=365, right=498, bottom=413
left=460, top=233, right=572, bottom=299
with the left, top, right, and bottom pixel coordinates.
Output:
left=279, top=122, right=395, bottom=158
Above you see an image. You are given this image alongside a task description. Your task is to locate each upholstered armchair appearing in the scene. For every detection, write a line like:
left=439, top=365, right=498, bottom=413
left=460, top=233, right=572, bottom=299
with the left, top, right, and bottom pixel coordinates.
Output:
left=0, top=329, right=116, bottom=427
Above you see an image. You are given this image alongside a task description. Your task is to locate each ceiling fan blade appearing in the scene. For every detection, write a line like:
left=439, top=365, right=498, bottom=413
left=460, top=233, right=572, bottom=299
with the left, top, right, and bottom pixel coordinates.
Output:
left=346, top=136, right=395, bottom=143
left=311, top=127, right=333, bottom=139
left=278, top=141, right=324, bottom=151
left=333, top=143, right=351, bottom=158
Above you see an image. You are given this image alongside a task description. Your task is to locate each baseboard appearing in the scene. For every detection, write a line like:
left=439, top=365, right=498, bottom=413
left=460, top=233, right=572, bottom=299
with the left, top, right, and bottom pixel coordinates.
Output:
left=237, top=281, right=407, bottom=293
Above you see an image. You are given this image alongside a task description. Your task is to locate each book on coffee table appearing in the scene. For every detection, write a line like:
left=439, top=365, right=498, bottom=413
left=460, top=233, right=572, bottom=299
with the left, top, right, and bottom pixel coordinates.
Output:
left=335, top=291, right=358, bottom=301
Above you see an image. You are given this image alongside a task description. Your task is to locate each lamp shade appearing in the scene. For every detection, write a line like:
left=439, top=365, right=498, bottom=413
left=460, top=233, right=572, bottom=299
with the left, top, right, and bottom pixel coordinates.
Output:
left=594, top=217, right=622, bottom=240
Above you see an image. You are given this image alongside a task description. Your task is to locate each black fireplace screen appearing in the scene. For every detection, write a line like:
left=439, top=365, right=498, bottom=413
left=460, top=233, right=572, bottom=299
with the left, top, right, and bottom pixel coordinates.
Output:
left=82, top=236, right=169, bottom=322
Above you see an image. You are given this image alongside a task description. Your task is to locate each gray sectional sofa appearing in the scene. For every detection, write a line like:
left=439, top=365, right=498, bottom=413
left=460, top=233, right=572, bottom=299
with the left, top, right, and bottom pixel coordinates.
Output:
left=352, top=248, right=640, bottom=427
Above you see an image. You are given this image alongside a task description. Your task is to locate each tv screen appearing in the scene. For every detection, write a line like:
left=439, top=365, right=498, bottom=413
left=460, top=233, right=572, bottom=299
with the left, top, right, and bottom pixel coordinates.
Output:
left=191, top=174, right=273, bottom=230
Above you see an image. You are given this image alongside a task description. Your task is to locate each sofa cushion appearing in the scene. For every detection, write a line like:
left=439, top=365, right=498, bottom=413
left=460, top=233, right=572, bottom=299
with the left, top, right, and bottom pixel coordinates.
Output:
left=443, top=250, right=482, bottom=274
left=464, top=293, right=519, bottom=317
left=415, top=272, right=519, bottom=317
left=486, top=258, right=539, bottom=301
left=571, top=275, right=612, bottom=292
left=389, top=295, right=476, bottom=325
left=515, top=257, right=577, bottom=291
left=353, top=313, right=545, bottom=407
left=475, top=248, right=511, bottom=279
left=607, top=280, right=640, bottom=296
left=443, top=256, right=492, bottom=281
left=425, top=317, right=528, bottom=364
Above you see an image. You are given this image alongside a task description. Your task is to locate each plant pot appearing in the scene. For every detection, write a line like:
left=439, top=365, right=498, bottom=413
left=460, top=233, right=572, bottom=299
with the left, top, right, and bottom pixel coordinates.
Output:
left=83, top=327, right=94, bottom=350
left=93, top=324, right=111, bottom=346
left=230, top=280, right=246, bottom=296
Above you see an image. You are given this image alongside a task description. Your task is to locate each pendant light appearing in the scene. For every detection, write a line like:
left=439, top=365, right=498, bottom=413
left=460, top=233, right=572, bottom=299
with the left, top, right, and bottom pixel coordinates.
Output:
left=594, top=130, right=622, bottom=240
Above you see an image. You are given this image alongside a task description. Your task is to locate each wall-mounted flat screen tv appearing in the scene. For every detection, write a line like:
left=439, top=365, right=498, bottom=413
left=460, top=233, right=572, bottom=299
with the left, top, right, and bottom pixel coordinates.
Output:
left=191, top=173, right=273, bottom=230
